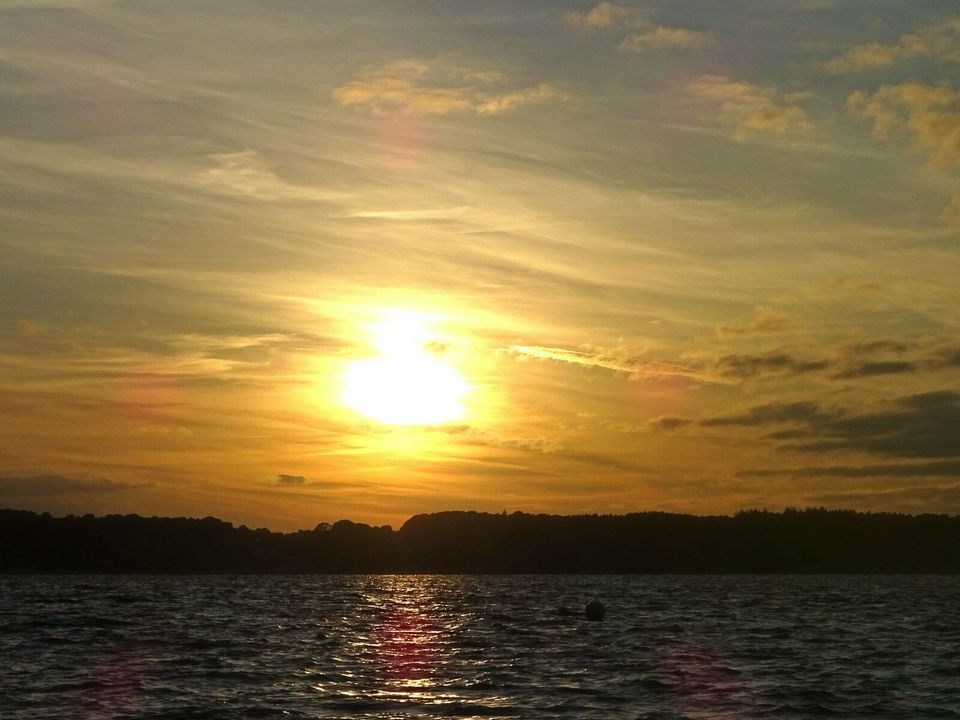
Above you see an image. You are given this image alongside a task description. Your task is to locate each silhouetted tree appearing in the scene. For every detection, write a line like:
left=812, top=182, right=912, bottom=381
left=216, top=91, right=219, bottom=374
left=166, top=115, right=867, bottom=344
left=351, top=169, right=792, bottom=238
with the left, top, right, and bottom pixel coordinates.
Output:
left=1, top=507, right=958, bottom=573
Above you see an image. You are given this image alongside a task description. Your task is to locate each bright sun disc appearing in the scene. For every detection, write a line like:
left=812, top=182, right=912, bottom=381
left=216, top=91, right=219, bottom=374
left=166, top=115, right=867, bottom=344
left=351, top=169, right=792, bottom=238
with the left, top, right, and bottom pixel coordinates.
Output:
left=342, top=310, right=469, bottom=425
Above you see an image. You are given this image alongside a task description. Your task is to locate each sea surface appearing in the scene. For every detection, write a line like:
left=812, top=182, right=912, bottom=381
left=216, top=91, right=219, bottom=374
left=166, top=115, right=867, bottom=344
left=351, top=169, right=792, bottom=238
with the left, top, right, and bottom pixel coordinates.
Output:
left=1, top=575, right=958, bottom=719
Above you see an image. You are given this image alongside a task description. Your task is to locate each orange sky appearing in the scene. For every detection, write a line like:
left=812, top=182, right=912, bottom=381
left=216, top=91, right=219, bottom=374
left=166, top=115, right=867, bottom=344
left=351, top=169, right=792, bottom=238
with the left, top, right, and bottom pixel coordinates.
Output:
left=1, top=0, right=959, bottom=530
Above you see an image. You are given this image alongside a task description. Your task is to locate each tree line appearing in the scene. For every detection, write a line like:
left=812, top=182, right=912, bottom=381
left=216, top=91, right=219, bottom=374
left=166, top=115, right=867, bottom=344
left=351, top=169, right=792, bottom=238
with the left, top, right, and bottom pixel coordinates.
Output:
left=1, top=507, right=958, bottom=573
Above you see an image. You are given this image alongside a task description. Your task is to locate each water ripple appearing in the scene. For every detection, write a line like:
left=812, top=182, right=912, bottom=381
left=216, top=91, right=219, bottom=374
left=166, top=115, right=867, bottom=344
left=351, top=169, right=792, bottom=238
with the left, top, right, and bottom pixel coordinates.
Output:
left=2, top=575, right=959, bottom=719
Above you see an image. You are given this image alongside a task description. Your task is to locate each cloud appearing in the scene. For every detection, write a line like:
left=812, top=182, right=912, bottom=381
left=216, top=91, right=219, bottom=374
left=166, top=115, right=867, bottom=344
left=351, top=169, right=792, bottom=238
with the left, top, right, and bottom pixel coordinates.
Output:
left=711, top=340, right=949, bottom=382
left=825, top=18, right=960, bottom=73
left=842, top=340, right=910, bottom=356
left=848, top=82, right=960, bottom=165
left=196, top=151, right=341, bottom=202
left=830, top=360, right=916, bottom=379
left=739, top=460, right=960, bottom=478
left=715, top=352, right=829, bottom=379
left=276, top=474, right=307, bottom=485
left=689, top=391, right=960, bottom=460
left=508, top=344, right=708, bottom=382
left=565, top=3, right=707, bottom=55
left=445, top=425, right=564, bottom=455
left=689, top=75, right=811, bottom=138
left=0, top=475, right=143, bottom=497
left=517, top=340, right=946, bottom=387
left=452, top=425, right=658, bottom=476
left=700, top=400, right=831, bottom=427
left=927, top=345, right=960, bottom=369
left=782, top=391, right=960, bottom=458
left=333, top=58, right=558, bottom=117
left=716, top=307, right=793, bottom=337
left=649, top=416, right=691, bottom=431
left=475, top=83, right=558, bottom=115
left=620, top=27, right=710, bottom=52
left=563, top=2, right=638, bottom=29
left=824, top=43, right=900, bottom=74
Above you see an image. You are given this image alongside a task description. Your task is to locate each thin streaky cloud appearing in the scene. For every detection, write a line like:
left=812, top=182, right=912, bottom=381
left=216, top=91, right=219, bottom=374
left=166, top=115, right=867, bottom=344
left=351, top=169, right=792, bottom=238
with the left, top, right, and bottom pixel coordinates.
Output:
left=332, top=58, right=558, bottom=117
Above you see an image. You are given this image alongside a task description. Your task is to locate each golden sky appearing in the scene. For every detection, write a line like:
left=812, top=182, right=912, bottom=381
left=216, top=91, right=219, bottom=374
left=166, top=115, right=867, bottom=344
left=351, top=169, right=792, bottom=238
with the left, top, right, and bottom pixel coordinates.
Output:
left=1, top=0, right=959, bottom=530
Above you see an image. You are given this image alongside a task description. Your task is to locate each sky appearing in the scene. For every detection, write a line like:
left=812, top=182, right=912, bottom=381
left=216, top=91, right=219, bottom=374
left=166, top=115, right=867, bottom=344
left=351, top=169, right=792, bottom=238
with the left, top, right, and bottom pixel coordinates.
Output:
left=1, top=0, right=959, bottom=530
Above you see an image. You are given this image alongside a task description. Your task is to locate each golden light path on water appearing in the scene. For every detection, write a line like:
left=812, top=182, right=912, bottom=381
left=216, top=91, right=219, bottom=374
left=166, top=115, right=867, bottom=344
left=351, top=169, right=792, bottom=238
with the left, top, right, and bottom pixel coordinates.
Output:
left=342, top=309, right=471, bottom=426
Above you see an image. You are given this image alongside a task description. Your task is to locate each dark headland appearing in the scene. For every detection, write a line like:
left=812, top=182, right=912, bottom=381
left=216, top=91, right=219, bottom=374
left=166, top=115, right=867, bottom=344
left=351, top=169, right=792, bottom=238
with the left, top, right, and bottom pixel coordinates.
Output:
left=2, top=507, right=959, bottom=574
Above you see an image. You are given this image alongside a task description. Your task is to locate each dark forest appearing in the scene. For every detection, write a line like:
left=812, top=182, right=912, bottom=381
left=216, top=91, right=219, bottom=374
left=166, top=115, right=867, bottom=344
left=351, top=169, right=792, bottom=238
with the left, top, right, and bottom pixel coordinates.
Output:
left=2, top=507, right=959, bottom=574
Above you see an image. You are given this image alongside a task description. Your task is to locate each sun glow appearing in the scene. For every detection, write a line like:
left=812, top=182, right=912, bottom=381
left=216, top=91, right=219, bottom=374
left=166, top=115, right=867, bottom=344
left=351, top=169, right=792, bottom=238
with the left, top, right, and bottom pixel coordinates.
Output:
left=342, top=310, right=470, bottom=425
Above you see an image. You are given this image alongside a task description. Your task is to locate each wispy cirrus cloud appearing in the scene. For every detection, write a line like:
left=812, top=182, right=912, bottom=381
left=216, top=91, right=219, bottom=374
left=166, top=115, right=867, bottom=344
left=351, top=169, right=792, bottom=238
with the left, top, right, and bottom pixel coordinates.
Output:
left=0, top=475, right=145, bottom=497
left=196, top=151, right=343, bottom=203
left=332, top=58, right=558, bottom=117
left=515, top=337, right=958, bottom=387
left=716, top=307, right=793, bottom=337
left=824, top=17, right=960, bottom=73
left=508, top=344, right=708, bottom=382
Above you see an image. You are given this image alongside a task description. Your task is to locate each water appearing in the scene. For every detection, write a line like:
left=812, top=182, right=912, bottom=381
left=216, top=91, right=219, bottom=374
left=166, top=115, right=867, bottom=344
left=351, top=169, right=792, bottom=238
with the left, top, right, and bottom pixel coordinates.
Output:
left=1, top=575, right=958, bottom=719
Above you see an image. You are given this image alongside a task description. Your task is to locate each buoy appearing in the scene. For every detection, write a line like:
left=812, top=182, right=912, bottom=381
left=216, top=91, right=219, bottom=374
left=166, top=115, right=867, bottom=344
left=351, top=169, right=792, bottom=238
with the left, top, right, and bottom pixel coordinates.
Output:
left=585, top=600, right=605, bottom=621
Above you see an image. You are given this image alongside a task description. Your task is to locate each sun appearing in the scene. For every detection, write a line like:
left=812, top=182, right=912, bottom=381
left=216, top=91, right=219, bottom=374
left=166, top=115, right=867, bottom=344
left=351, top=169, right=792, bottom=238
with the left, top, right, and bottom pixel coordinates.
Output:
left=342, top=310, right=470, bottom=425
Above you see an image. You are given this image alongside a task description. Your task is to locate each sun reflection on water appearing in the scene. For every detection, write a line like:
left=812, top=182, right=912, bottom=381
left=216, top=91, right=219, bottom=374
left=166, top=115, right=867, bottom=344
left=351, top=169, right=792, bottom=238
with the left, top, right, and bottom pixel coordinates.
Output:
left=310, top=576, right=510, bottom=714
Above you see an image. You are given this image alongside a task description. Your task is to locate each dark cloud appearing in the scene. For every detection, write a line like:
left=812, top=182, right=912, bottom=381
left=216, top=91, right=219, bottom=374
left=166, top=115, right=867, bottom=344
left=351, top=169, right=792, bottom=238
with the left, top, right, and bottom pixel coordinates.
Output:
left=842, top=340, right=910, bottom=356
left=711, top=340, right=955, bottom=383
left=0, top=475, right=142, bottom=497
left=700, top=401, right=832, bottom=427
left=649, top=416, right=691, bottom=431
left=715, top=353, right=829, bottom=379
left=927, top=346, right=960, bottom=369
left=831, top=360, right=916, bottom=379
left=739, top=460, right=960, bottom=478
left=271, top=475, right=368, bottom=494
left=782, top=391, right=960, bottom=458
left=697, top=390, right=960, bottom=459
left=764, top=428, right=812, bottom=440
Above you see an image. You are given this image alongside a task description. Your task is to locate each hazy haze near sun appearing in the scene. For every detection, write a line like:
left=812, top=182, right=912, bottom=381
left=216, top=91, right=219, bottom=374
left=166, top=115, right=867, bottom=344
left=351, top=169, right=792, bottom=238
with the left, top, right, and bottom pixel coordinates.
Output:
left=1, top=0, right=959, bottom=530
